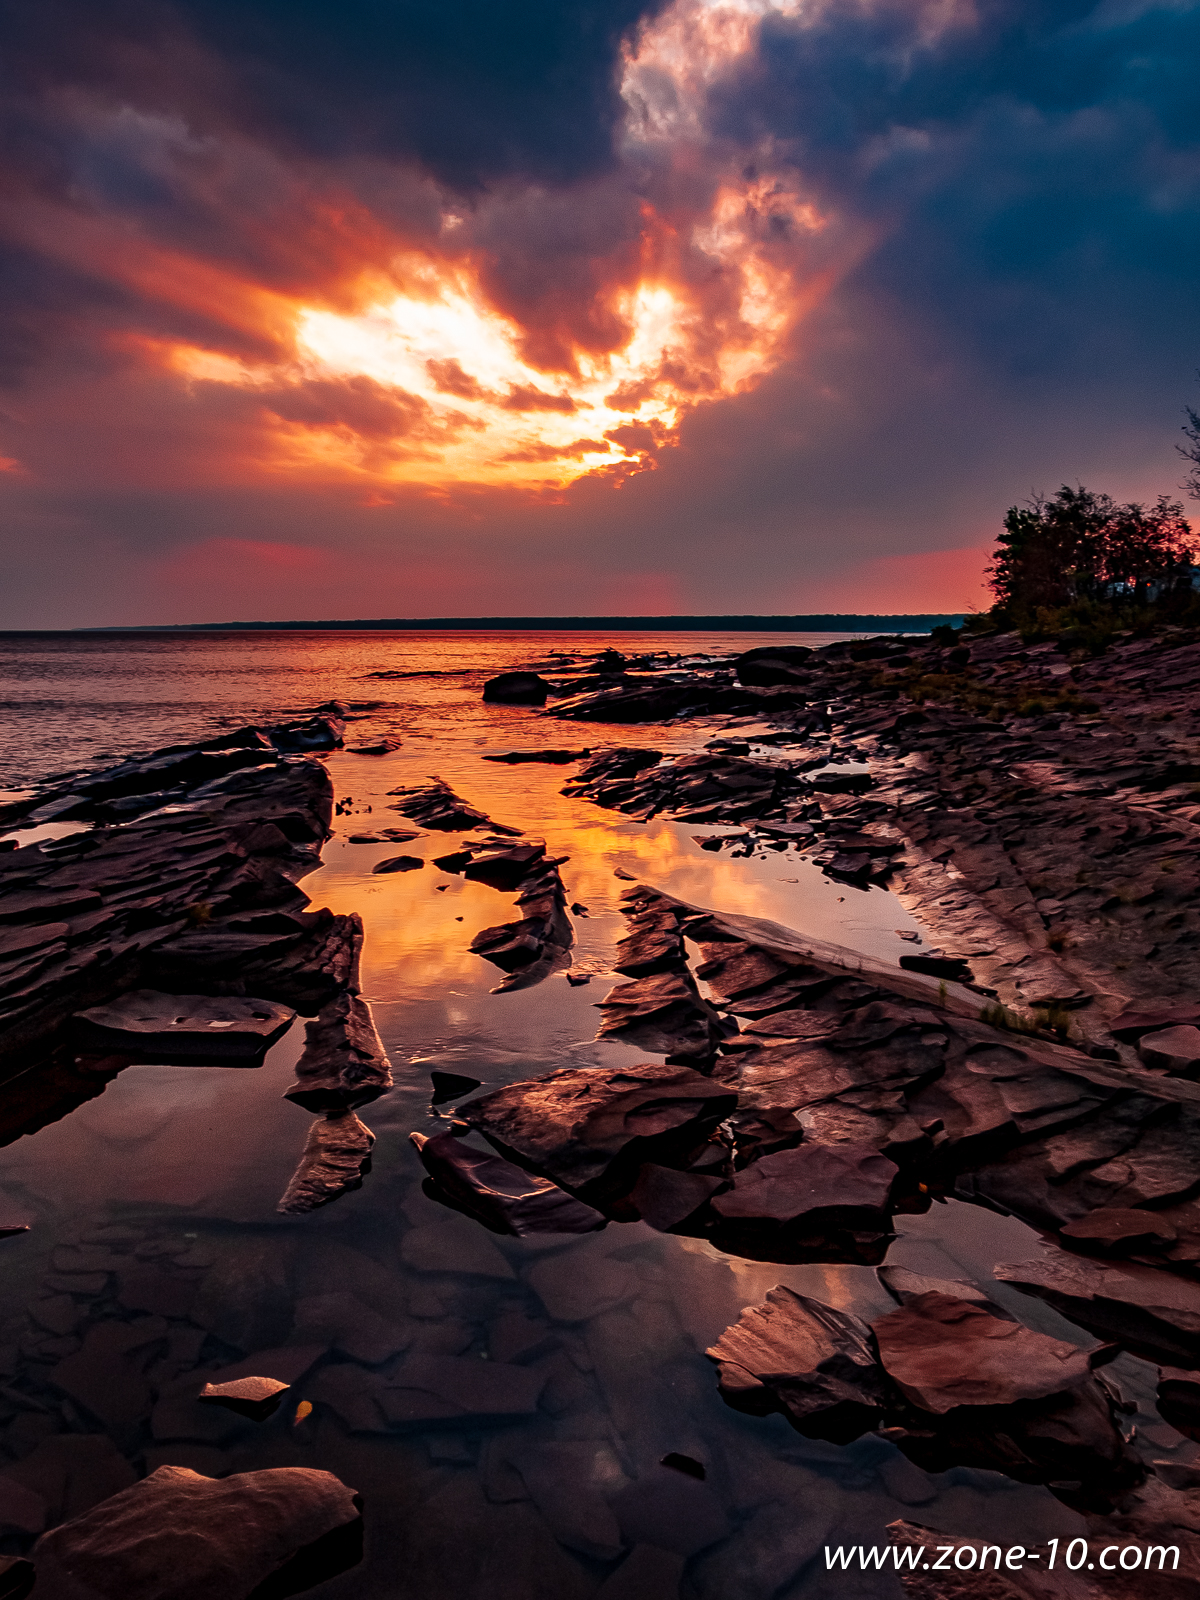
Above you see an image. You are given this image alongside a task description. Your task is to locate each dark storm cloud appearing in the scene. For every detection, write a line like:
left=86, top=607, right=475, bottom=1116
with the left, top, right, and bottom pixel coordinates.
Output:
left=708, top=0, right=1200, bottom=385
left=0, top=0, right=668, bottom=189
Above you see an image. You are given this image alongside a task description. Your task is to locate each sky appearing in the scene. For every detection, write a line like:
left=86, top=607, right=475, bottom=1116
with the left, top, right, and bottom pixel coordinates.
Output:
left=1, top=0, right=1198, bottom=627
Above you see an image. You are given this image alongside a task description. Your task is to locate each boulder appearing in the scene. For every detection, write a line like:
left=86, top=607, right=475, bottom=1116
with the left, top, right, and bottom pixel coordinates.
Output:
left=734, top=646, right=813, bottom=687
left=277, top=1111, right=374, bottom=1214
left=711, top=1142, right=898, bottom=1230
left=1138, top=1026, right=1200, bottom=1075
left=32, top=1465, right=362, bottom=1600
left=71, top=991, right=295, bottom=1063
left=706, top=1286, right=884, bottom=1441
left=871, top=1292, right=1094, bottom=1413
left=283, top=992, right=393, bottom=1111
left=410, top=1131, right=607, bottom=1235
left=456, top=1062, right=737, bottom=1200
left=995, top=1249, right=1200, bottom=1367
left=483, top=672, right=552, bottom=705
left=371, top=854, right=424, bottom=874
left=198, top=1375, right=290, bottom=1422
left=1060, top=1208, right=1178, bottom=1257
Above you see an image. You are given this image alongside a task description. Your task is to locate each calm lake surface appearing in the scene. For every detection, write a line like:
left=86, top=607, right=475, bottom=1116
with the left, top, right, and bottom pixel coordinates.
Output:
left=0, top=632, right=1147, bottom=1595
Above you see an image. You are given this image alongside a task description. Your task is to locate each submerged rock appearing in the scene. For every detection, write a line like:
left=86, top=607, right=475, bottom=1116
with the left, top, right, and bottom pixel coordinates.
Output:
left=72, top=990, right=295, bottom=1063
left=277, top=1111, right=375, bottom=1214
left=283, top=992, right=393, bottom=1111
left=32, top=1464, right=363, bottom=1600
left=706, top=1286, right=885, bottom=1441
left=456, top=1062, right=737, bottom=1200
left=712, top=1142, right=897, bottom=1229
left=411, top=1131, right=607, bottom=1235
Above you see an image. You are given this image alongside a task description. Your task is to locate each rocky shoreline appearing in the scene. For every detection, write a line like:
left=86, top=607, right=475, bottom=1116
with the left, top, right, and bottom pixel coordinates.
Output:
left=5, top=630, right=1200, bottom=1593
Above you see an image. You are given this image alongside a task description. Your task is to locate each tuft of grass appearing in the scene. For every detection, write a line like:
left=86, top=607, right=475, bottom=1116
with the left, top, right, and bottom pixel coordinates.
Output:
left=980, top=1002, right=1039, bottom=1034
left=1033, top=1002, right=1073, bottom=1040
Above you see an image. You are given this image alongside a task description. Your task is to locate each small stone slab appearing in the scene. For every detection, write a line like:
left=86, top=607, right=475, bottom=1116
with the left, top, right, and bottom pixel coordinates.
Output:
left=198, top=1376, right=290, bottom=1421
left=1060, top=1207, right=1178, bottom=1257
left=430, top=1070, right=482, bottom=1104
left=410, top=1131, right=607, bottom=1236
left=1110, top=1003, right=1200, bottom=1040
left=873, top=1291, right=1093, bottom=1414
left=72, top=991, right=295, bottom=1062
left=706, top=1285, right=884, bottom=1441
left=1138, top=1025, right=1200, bottom=1075
left=711, top=1142, right=897, bottom=1227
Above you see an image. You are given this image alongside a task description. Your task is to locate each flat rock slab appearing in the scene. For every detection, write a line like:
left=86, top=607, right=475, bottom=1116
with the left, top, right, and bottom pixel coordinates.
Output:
left=1139, top=1026, right=1200, bottom=1075
left=1060, top=1208, right=1178, bottom=1257
left=411, top=1131, right=607, bottom=1236
left=371, top=854, right=423, bottom=874
left=706, top=1285, right=884, bottom=1441
left=711, top=1142, right=897, bottom=1227
left=456, top=1063, right=737, bottom=1198
left=198, top=1375, right=290, bottom=1421
left=283, top=992, right=393, bottom=1111
left=995, top=1248, right=1200, bottom=1367
left=872, top=1291, right=1093, bottom=1413
left=277, top=1111, right=374, bottom=1214
left=32, top=1464, right=362, bottom=1600
left=1111, top=1003, right=1200, bottom=1040
left=72, top=991, right=295, bottom=1062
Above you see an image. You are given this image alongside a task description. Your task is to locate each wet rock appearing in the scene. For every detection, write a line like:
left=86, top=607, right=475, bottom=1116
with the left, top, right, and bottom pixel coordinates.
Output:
left=266, top=713, right=345, bottom=752
left=345, top=739, right=400, bottom=755
left=613, top=895, right=687, bottom=977
left=32, top=1464, right=363, bottom=1600
left=1138, top=1026, right=1200, bottom=1075
left=456, top=1062, right=737, bottom=1200
left=198, top=1375, right=290, bottom=1421
left=872, top=1292, right=1094, bottom=1413
left=430, top=1069, right=482, bottom=1103
left=283, top=992, right=393, bottom=1111
left=706, top=1286, right=885, bottom=1441
left=388, top=778, right=499, bottom=831
left=400, top=1214, right=516, bottom=1280
left=734, top=645, right=812, bottom=687
left=2, top=1435, right=138, bottom=1525
left=899, top=952, right=975, bottom=983
left=527, top=1247, right=637, bottom=1321
left=507, top=1441, right=627, bottom=1559
left=72, top=990, right=295, bottom=1063
left=629, top=1163, right=724, bottom=1230
left=995, top=1249, right=1200, bottom=1367
left=382, top=1354, right=545, bottom=1426
left=483, top=672, right=552, bottom=705
left=595, top=970, right=730, bottom=1061
left=607, top=1465, right=731, bottom=1557
left=371, top=854, right=424, bottom=874
left=1060, top=1209, right=1178, bottom=1258
left=277, top=1111, right=374, bottom=1213
left=411, top=1131, right=607, bottom=1236
left=50, top=1317, right=168, bottom=1435
left=711, top=1142, right=898, bottom=1233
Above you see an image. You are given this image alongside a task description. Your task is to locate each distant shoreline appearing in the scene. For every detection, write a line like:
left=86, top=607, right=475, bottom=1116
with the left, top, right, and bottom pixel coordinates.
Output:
left=45, top=612, right=966, bottom=635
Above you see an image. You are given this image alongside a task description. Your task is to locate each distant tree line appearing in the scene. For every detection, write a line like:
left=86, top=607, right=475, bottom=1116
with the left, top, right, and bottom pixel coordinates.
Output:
left=983, top=386, right=1200, bottom=636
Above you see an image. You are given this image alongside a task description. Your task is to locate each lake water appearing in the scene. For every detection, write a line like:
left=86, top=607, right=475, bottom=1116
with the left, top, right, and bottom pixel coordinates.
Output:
left=0, top=632, right=1153, bottom=1595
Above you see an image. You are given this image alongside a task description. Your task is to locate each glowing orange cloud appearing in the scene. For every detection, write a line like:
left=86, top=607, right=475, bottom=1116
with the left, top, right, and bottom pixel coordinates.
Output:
left=44, top=0, right=873, bottom=491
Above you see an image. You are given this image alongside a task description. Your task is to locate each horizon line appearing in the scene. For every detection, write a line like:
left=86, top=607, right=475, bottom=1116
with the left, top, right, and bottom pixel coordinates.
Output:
left=47, top=611, right=969, bottom=635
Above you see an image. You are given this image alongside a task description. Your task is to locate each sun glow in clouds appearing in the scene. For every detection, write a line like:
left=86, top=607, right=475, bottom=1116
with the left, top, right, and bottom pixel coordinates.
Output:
left=173, top=0, right=850, bottom=489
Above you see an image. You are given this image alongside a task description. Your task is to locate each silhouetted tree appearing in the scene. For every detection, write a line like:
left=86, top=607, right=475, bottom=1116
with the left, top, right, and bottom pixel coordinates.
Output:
left=1181, top=383, right=1200, bottom=501
left=988, top=485, right=1196, bottom=614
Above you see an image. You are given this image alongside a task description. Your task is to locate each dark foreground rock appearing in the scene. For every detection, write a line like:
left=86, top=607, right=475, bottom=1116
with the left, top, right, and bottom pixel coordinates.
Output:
left=482, top=672, right=552, bottom=705
left=283, top=992, right=393, bottom=1111
left=706, top=1286, right=885, bottom=1441
left=32, top=1464, right=362, bottom=1600
left=277, top=1111, right=375, bottom=1214
left=709, top=1141, right=898, bottom=1262
left=456, top=1063, right=737, bottom=1202
left=410, top=1131, right=607, bottom=1235
left=388, top=778, right=515, bottom=832
left=72, top=990, right=295, bottom=1063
